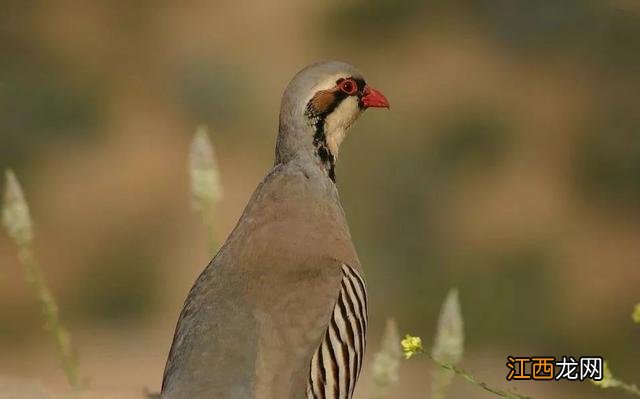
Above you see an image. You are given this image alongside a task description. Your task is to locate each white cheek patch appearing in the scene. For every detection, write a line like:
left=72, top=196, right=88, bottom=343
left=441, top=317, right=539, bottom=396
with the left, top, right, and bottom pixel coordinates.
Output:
left=324, top=96, right=362, bottom=156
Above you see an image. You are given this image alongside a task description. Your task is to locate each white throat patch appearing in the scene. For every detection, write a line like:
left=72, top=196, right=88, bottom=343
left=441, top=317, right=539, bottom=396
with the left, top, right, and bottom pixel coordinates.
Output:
left=324, top=96, right=362, bottom=156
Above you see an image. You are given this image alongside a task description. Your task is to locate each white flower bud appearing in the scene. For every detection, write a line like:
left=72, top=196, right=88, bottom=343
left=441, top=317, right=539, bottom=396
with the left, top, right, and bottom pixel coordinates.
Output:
left=373, top=318, right=402, bottom=395
left=189, top=126, right=223, bottom=212
left=2, top=170, right=34, bottom=246
left=431, top=288, right=464, bottom=399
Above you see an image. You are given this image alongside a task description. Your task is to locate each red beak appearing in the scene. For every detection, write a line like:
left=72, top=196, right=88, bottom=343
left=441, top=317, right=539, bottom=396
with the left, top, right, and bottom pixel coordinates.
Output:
left=361, top=86, right=390, bottom=109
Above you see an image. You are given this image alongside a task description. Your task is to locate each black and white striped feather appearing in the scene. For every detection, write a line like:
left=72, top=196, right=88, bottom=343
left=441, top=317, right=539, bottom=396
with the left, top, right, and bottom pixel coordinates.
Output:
left=307, top=264, right=368, bottom=399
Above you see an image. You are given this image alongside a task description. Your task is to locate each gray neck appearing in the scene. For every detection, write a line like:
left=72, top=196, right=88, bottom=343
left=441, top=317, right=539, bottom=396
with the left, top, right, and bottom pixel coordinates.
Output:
left=275, top=98, right=336, bottom=181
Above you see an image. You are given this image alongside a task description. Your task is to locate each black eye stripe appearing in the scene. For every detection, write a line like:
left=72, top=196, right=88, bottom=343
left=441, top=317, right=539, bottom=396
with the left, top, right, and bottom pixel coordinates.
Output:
left=306, top=75, right=366, bottom=120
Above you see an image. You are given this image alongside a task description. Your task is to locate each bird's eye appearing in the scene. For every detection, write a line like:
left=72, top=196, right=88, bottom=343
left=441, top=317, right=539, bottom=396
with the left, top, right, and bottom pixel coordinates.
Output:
left=339, top=79, right=357, bottom=95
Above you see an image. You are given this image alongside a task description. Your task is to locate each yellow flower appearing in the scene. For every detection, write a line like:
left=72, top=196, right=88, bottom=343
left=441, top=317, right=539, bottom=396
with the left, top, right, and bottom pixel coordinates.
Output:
left=401, top=335, right=424, bottom=359
left=632, top=304, right=640, bottom=324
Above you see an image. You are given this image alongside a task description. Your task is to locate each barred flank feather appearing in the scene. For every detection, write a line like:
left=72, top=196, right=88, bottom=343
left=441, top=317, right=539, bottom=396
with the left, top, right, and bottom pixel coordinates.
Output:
left=307, top=265, right=368, bottom=399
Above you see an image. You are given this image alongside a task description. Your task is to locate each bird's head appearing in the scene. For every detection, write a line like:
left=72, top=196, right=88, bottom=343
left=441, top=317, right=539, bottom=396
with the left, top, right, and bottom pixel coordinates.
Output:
left=276, top=61, right=389, bottom=180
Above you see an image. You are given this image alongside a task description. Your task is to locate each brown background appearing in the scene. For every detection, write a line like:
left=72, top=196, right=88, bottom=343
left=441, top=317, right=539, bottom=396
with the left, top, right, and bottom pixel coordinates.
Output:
left=1, top=1, right=639, bottom=398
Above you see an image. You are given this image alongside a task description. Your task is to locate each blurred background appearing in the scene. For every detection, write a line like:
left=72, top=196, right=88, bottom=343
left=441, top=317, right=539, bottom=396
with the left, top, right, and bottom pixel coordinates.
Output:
left=1, top=0, right=639, bottom=398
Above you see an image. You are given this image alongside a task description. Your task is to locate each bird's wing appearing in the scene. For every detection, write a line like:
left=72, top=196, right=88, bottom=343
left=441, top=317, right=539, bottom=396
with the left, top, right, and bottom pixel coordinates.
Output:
left=161, top=259, right=262, bottom=399
left=306, top=263, right=368, bottom=399
left=160, top=258, right=363, bottom=399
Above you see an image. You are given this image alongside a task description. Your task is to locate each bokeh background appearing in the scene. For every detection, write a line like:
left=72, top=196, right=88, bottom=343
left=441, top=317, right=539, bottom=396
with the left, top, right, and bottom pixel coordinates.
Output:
left=1, top=1, right=639, bottom=398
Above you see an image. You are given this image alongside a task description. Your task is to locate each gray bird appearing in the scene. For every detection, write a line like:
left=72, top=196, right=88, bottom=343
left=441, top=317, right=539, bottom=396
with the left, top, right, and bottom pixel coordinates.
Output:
left=161, top=61, right=389, bottom=399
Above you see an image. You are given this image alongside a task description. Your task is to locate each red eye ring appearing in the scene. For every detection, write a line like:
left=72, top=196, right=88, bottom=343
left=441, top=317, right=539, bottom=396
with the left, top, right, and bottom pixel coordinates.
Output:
left=339, top=79, right=357, bottom=95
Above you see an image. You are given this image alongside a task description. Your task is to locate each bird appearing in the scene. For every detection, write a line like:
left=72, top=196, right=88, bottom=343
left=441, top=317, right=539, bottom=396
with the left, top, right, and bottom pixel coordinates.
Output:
left=161, top=61, right=389, bottom=399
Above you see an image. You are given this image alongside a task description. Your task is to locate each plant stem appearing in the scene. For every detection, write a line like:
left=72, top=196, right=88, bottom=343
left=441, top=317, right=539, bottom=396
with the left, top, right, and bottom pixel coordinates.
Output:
left=18, top=244, right=80, bottom=388
left=205, top=207, right=218, bottom=255
left=611, top=380, right=640, bottom=397
left=425, top=352, right=530, bottom=399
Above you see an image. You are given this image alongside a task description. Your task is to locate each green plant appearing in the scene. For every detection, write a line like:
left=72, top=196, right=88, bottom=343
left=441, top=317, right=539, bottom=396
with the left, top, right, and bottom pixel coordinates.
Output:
left=189, top=125, right=223, bottom=254
left=430, top=289, right=464, bottom=399
left=591, top=362, right=640, bottom=397
left=401, top=288, right=530, bottom=399
left=589, top=304, right=640, bottom=397
left=401, top=292, right=640, bottom=398
left=2, top=169, right=80, bottom=388
left=632, top=303, right=640, bottom=324
left=372, top=318, right=403, bottom=398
